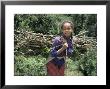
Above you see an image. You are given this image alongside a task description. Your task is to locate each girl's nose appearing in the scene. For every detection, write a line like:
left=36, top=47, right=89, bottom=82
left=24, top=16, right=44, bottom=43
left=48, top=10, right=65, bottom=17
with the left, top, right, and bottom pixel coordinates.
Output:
left=65, top=29, right=68, bottom=31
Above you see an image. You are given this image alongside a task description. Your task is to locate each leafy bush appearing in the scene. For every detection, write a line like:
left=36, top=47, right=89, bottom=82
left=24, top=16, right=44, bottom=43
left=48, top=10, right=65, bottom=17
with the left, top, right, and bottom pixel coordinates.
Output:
left=73, top=48, right=97, bottom=76
left=77, top=48, right=97, bottom=76
left=65, top=58, right=84, bottom=76
left=14, top=55, right=47, bottom=76
left=70, top=37, right=97, bottom=76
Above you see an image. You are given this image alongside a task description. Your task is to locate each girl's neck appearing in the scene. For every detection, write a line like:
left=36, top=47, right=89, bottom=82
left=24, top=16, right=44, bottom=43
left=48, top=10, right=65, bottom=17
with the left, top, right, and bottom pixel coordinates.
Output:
left=62, top=33, right=71, bottom=40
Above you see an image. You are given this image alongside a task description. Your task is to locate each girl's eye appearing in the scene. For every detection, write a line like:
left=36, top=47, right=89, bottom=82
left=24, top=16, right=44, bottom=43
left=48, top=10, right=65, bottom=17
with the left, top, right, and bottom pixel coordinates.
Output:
left=64, top=27, right=71, bottom=30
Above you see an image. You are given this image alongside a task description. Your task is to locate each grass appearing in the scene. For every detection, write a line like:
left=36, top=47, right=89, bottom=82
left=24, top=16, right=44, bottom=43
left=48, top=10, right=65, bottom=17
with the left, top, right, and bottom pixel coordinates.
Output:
left=65, top=58, right=84, bottom=76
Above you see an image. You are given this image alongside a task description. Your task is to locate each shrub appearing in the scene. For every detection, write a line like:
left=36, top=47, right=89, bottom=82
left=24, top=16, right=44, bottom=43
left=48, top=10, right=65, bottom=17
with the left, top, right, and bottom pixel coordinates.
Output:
left=78, top=47, right=97, bottom=76
left=14, top=55, right=47, bottom=76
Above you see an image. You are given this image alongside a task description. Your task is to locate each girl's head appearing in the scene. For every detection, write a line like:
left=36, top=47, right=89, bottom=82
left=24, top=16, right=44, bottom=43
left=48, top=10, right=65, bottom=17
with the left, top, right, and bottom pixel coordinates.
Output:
left=61, top=21, right=74, bottom=38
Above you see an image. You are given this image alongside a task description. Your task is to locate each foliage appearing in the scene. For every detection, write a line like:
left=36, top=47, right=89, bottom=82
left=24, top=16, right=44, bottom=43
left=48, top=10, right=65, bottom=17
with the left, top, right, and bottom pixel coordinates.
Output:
left=68, top=14, right=97, bottom=37
left=70, top=41, right=97, bottom=76
left=65, top=58, right=84, bottom=76
left=14, top=14, right=97, bottom=37
left=14, top=14, right=71, bottom=35
left=78, top=48, right=97, bottom=76
left=14, top=55, right=47, bottom=76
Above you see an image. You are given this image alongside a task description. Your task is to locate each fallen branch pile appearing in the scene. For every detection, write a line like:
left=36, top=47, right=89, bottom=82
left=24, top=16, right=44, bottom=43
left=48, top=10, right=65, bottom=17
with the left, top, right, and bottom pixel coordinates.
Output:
left=14, top=30, right=96, bottom=55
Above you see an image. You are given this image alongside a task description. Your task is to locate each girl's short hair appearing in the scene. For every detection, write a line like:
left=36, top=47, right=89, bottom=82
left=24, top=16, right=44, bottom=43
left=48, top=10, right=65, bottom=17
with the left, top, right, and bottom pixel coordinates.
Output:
left=61, top=21, right=74, bottom=30
left=60, top=21, right=74, bottom=39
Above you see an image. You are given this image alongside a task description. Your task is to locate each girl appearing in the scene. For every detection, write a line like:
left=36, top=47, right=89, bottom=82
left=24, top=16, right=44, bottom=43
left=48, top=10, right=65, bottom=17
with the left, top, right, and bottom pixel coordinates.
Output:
left=46, top=21, right=74, bottom=76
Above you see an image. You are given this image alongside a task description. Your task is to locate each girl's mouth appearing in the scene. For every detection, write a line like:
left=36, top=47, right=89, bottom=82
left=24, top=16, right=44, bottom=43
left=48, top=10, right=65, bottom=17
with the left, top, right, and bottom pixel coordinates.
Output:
left=65, top=33, right=69, bottom=35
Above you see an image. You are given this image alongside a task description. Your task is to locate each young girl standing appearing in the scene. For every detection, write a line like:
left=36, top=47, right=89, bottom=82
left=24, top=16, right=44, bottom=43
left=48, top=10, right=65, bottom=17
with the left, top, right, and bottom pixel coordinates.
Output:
left=46, top=21, right=74, bottom=76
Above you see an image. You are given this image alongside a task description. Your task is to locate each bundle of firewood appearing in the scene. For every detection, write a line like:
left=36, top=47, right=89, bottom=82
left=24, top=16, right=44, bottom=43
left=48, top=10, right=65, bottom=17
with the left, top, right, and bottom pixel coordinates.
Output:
left=14, top=30, right=96, bottom=55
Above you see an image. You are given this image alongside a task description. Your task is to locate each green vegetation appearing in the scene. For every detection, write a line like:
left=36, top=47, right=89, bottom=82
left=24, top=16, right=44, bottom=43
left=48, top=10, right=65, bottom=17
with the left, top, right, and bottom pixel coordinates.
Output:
left=14, top=55, right=47, bottom=76
left=14, top=14, right=97, bottom=76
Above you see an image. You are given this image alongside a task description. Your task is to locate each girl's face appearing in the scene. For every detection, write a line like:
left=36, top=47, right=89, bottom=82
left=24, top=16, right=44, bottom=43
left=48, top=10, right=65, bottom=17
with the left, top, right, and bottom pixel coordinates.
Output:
left=62, top=22, right=73, bottom=37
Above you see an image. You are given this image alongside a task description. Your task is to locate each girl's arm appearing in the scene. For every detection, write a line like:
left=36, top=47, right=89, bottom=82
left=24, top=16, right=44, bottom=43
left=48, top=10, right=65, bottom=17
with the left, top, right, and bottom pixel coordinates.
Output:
left=50, top=37, right=60, bottom=57
left=50, top=37, right=68, bottom=57
left=57, top=42, right=68, bottom=54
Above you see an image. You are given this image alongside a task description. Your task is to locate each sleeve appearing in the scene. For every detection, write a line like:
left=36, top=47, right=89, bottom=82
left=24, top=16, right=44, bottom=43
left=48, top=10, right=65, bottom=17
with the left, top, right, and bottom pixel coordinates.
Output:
left=50, top=37, right=61, bottom=57
left=67, top=47, right=73, bottom=56
left=67, top=41, right=74, bottom=56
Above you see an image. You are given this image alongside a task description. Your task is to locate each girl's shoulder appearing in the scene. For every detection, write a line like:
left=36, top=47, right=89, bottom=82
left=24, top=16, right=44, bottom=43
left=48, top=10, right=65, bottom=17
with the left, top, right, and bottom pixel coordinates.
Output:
left=52, top=35, right=61, bottom=42
left=52, top=35, right=62, bottom=46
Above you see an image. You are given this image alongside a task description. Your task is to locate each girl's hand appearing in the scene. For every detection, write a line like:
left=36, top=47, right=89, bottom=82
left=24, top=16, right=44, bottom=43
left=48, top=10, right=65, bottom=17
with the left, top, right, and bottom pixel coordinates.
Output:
left=61, top=36, right=68, bottom=49
left=57, top=42, right=68, bottom=54
left=63, top=42, right=68, bottom=49
left=57, top=36, right=68, bottom=54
